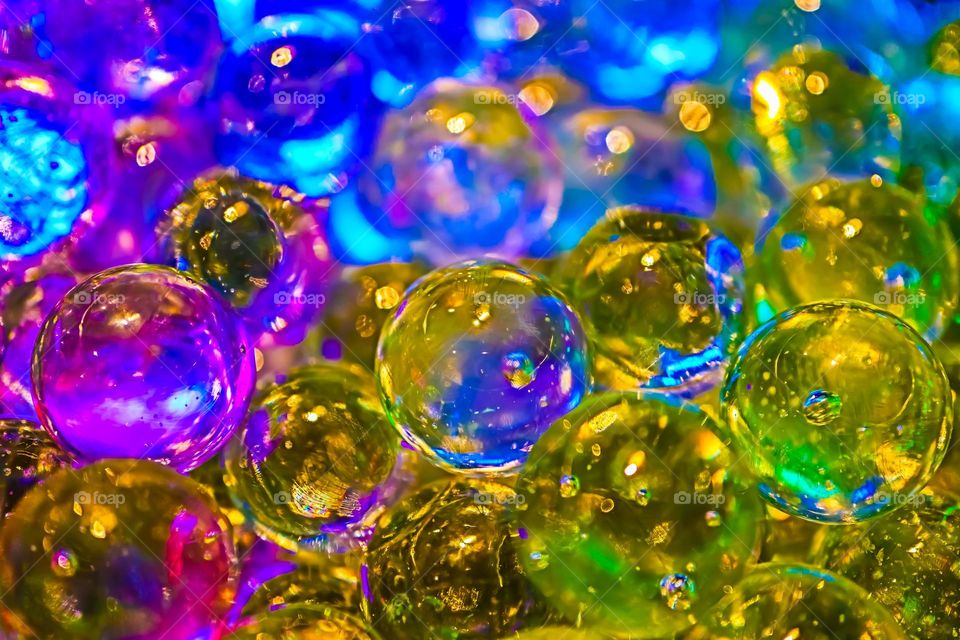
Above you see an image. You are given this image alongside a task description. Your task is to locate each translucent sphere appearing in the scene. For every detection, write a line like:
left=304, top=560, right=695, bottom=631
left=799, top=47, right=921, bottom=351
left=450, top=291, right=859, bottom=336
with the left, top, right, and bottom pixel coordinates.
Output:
left=721, top=300, right=953, bottom=522
left=0, top=270, right=80, bottom=419
left=7, top=0, right=221, bottom=102
left=753, top=178, right=959, bottom=339
left=362, top=1, right=474, bottom=106
left=554, top=207, right=744, bottom=395
left=749, top=47, right=902, bottom=186
left=816, top=489, right=960, bottom=639
left=362, top=480, right=547, bottom=638
left=214, top=11, right=379, bottom=196
left=553, top=107, right=717, bottom=218
left=235, top=545, right=363, bottom=619
left=318, top=261, right=428, bottom=367
left=224, top=363, right=400, bottom=552
left=0, top=63, right=113, bottom=269
left=376, top=260, right=590, bottom=473
left=467, top=0, right=574, bottom=76
left=564, top=0, right=720, bottom=103
left=0, top=419, right=71, bottom=518
left=158, top=168, right=333, bottom=345
left=70, top=108, right=218, bottom=273
left=33, top=264, right=256, bottom=473
left=361, top=79, right=563, bottom=263
left=514, top=392, right=762, bottom=639
left=0, top=460, right=236, bottom=638
left=231, top=603, right=381, bottom=639
left=686, top=563, right=906, bottom=640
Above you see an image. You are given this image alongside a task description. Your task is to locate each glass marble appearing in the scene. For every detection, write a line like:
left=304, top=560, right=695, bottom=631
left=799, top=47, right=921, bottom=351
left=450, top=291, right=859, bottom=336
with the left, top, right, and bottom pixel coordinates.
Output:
left=7, top=0, right=221, bottom=103
left=318, top=261, right=428, bottom=367
left=514, top=392, right=762, bottom=639
left=0, top=63, right=113, bottom=269
left=0, top=419, right=71, bottom=518
left=361, top=480, right=547, bottom=639
left=721, top=300, right=953, bottom=523
left=158, top=168, right=333, bottom=346
left=0, top=268, right=79, bottom=420
left=359, top=79, right=563, bottom=263
left=816, top=489, right=960, bottom=639
left=376, top=259, right=590, bottom=473
left=32, top=264, right=256, bottom=473
left=0, top=460, right=236, bottom=638
left=214, top=10, right=379, bottom=197
left=753, top=177, right=960, bottom=339
left=554, top=207, right=744, bottom=395
left=231, top=603, right=381, bottom=639
left=686, top=563, right=907, bottom=640
left=749, top=47, right=902, bottom=187
left=224, top=363, right=400, bottom=553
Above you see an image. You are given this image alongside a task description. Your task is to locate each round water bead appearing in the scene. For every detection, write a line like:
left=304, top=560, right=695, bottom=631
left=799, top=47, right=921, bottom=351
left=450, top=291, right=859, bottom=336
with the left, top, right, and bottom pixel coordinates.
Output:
left=8, top=0, right=221, bottom=103
left=159, top=168, right=333, bottom=346
left=0, top=419, right=71, bottom=518
left=360, top=79, right=563, bottom=263
left=318, top=261, right=428, bottom=367
left=721, top=300, right=953, bottom=523
left=0, top=269, right=80, bottom=420
left=362, top=480, right=547, bottom=639
left=686, top=563, right=906, bottom=640
left=816, top=489, right=960, bottom=639
left=554, top=207, right=744, bottom=395
left=33, top=264, right=256, bottom=473
left=467, top=0, right=574, bottom=77
left=224, top=362, right=400, bottom=552
left=753, top=177, right=959, bottom=339
left=214, top=10, right=379, bottom=196
left=362, top=1, right=474, bottom=107
left=514, top=392, right=762, bottom=639
left=70, top=107, right=219, bottom=273
left=0, top=63, right=113, bottom=269
left=231, top=603, right=381, bottom=639
left=234, top=544, right=364, bottom=620
left=553, top=107, right=717, bottom=219
left=376, top=259, right=590, bottom=473
left=564, top=0, right=720, bottom=104
left=0, top=459, right=236, bottom=638
left=749, top=47, right=901, bottom=187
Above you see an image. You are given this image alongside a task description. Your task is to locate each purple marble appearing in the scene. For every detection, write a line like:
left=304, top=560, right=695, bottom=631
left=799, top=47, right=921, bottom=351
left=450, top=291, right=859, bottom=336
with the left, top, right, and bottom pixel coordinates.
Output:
left=32, top=264, right=255, bottom=472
